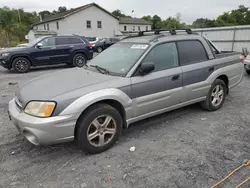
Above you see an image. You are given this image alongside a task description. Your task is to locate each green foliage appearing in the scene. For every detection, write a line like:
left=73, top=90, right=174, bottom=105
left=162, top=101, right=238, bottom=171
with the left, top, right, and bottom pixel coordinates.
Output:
left=111, top=9, right=131, bottom=18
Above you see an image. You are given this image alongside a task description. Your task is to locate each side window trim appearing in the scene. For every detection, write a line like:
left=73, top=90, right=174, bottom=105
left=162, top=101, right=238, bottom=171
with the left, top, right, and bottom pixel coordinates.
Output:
left=39, top=37, right=56, bottom=47
left=70, top=37, right=85, bottom=45
left=55, top=37, right=71, bottom=46
left=176, top=39, right=209, bottom=66
left=132, top=42, right=180, bottom=76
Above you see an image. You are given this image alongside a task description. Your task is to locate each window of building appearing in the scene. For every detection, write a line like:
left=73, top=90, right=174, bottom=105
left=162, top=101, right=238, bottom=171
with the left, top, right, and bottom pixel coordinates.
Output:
left=47, top=24, right=49, bottom=31
left=146, top=26, right=148, bottom=31
left=177, top=40, right=208, bottom=66
left=133, top=26, right=135, bottom=31
left=97, top=21, right=102, bottom=29
left=86, top=20, right=91, bottom=28
left=124, top=26, right=127, bottom=31
left=44, top=24, right=46, bottom=30
left=142, top=43, right=179, bottom=71
left=56, top=37, right=71, bottom=45
left=138, top=26, right=140, bottom=31
left=56, top=22, right=59, bottom=30
left=70, top=37, right=84, bottom=44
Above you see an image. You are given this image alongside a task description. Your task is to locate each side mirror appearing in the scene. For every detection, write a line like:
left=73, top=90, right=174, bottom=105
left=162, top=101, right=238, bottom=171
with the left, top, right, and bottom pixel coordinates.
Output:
left=36, top=43, right=42, bottom=49
left=140, top=62, right=155, bottom=75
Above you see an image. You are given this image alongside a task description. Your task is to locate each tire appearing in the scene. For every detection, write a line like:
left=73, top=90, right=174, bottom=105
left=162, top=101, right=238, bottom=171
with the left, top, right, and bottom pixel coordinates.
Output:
left=72, top=53, right=87, bottom=67
left=246, top=70, right=250, bottom=75
left=96, top=47, right=103, bottom=53
left=12, top=57, right=31, bottom=73
left=200, top=79, right=227, bottom=111
left=76, top=103, right=123, bottom=154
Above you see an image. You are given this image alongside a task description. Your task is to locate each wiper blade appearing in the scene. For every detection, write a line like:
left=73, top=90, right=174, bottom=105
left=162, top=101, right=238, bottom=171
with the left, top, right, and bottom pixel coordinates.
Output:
left=90, top=65, right=109, bottom=75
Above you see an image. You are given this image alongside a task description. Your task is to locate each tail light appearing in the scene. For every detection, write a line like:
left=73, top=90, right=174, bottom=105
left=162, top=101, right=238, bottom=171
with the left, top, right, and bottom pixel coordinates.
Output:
left=240, top=55, right=245, bottom=63
left=88, top=44, right=93, bottom=49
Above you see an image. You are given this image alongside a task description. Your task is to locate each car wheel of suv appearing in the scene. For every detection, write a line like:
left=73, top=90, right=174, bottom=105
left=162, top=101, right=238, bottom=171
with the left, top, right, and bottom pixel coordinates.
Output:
left=96, top=47, right=103, bottom=53
left=73, top=53, right=87, bottom=67
left=76, top=103, right=123, bottom=154
left=12, top=57, right=31, bottom=73
left=201, top=79, right=227, bottom=111
left=246, top=70, right=250, bottom=75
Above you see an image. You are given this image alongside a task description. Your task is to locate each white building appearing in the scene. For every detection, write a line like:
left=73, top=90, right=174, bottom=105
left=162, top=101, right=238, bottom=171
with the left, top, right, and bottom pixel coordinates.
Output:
left=119, top=17, right=152, bottom=33
left=30, top=3, right=122, bottom=41
left=29, top=3, right=152, bottom=42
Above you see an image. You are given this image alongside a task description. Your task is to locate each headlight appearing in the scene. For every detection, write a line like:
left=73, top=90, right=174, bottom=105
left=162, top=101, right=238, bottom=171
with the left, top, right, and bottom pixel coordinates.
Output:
left=24, top=101, right=56, bottom=117
left=1, top=52, right=10, bottom=56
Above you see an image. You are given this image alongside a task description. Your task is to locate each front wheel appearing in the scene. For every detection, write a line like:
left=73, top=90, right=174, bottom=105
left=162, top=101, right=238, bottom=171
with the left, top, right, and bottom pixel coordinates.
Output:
left=73, top=53, right=87, bottom=67
left=12, top=57, right=31, bottom=73
left=76, top=104, right=123, bottom=154
left=200, top=79, right=227, bottom=111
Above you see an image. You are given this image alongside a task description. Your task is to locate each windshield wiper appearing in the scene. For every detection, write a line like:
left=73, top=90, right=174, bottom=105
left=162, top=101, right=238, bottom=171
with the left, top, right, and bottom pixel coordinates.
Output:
left=90, top=65, right=109, bottom=75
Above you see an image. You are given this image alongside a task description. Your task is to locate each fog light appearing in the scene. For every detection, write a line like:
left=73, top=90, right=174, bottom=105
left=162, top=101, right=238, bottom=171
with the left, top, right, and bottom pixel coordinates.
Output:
left=23, top=130, right=39, bottom=145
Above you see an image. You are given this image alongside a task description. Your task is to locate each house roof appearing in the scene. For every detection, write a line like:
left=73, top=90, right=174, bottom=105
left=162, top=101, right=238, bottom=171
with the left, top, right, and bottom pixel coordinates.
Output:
left=32, top=3, right=118, bottom=26
left=119, top=17, right=152, bottom=25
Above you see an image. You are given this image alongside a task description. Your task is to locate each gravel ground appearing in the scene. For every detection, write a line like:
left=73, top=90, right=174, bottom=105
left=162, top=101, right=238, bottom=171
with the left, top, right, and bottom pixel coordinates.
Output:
left=0, top=65, right=249, bottom=188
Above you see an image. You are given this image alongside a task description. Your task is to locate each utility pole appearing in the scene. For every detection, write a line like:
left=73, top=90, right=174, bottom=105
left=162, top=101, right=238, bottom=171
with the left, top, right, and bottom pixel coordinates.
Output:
left=17, top=9, right=21, bottom=23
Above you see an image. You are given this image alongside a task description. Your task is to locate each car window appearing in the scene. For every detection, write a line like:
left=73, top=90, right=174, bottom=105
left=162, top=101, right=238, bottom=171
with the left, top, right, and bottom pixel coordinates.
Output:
left=70, top=37, right=84, bottom=44
left=40, top=37, right=55, bottom=47
left=56, top=37, right=71, bottom=45
left=142, top=43, right=179, bottom=71
left=177, top=40, right=208, bottom=66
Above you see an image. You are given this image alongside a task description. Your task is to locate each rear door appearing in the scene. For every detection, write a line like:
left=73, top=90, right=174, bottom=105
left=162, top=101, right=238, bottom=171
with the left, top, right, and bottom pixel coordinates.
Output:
left=131, top=42, right=183, bottom=117
left=54, top=37, right=72, bottom=63
left=177, top=40, right=214, bottom=102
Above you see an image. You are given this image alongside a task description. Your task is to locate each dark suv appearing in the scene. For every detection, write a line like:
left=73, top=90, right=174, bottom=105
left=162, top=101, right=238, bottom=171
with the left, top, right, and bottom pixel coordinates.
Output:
left=0, top=35, right=94, bottom=73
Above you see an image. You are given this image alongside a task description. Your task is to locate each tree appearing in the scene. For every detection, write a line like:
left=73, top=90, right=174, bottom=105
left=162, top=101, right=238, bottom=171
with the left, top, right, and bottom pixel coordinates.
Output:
left=162, top=17, right=182, bottom=29
left=142, top=15, right=152, bottom=22
left=39, top=10, right=51, bottom=19
left=151, top=15, right=162, bottom=29
left=58, top=6, right=67, bottom=13
left=192, top=18, right=216, bottom=28
left=111, top=9, right=130, bottom=18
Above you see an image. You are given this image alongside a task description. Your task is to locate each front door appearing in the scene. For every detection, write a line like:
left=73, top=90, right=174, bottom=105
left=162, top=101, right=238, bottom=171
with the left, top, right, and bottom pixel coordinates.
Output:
left=131, top=42, right=183, bottom=117
left=30, top=37, right=57, bottom=65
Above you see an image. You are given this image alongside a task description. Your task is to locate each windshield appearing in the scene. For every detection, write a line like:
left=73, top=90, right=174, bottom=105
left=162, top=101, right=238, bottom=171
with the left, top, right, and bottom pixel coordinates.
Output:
left=27, top=37, right=46, bottom=47
left=87, top=43, right=149, bottom=76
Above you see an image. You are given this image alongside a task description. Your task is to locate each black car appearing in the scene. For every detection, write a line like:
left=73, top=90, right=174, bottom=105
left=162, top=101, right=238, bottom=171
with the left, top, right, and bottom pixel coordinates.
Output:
left=0, top=35, right=94, bottom=73
left=92, top=38, right=120, bottom=53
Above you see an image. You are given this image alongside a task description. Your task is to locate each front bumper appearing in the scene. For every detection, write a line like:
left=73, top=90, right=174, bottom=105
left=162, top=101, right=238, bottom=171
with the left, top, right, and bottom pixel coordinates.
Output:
left=0, top=56, right=11, bottom=69
left=8, top=99, right=76, bottom=145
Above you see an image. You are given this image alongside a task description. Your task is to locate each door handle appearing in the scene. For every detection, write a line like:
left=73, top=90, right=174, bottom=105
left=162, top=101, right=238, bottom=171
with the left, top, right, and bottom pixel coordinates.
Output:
left=50, top=47, right=56, bottom=49
left=172, top=75, right=180, bottom=81
left=209, top=67, right=215, bottom=72
left=69, top=45, right=74, bottom=48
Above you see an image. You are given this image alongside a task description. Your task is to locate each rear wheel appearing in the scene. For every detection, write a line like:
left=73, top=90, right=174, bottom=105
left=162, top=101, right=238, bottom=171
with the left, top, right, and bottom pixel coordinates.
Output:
left=200, top=79, right=226, bottom=111
left=76, top=104, right=123, bottom=154
left=96, top=47, right=103, bottom=53
left=12, top=57, right=31, bottom=73
left=246, top=70, right=250, bottom=75
left=73, top=53, right=87, bottom=67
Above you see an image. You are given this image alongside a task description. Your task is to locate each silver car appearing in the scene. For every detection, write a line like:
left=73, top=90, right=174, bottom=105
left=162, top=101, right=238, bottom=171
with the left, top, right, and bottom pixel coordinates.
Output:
left=8, top=30, right=244, bottom=153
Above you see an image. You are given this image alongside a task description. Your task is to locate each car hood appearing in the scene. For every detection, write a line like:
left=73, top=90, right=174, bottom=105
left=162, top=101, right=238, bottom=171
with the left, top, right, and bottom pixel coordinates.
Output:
left=2, top=46, right=30, bottom=53
left=17, top=68, right=118, bottom=106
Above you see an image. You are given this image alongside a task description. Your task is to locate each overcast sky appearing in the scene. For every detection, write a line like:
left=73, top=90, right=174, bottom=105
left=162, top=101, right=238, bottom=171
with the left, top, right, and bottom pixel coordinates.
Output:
left=1, top=0, right=250, bottom=23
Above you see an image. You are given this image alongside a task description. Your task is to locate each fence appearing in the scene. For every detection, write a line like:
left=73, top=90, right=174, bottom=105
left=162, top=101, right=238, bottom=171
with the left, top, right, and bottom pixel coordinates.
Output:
left=193, top=25, right=250, bottom=52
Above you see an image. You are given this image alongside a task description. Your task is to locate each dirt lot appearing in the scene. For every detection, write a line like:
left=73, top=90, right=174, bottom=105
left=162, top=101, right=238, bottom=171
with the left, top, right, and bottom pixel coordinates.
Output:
left=0, top=65, right=249, bottom=188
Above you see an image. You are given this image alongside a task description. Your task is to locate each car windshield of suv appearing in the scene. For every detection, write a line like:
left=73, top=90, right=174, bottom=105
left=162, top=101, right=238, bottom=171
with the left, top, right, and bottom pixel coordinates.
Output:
left=87, top=43, right=149, bottom=76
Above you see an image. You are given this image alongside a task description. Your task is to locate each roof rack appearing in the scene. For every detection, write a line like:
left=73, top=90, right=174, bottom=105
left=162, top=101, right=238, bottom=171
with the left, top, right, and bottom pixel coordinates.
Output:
left=123, top=28, right=195, bottom=39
